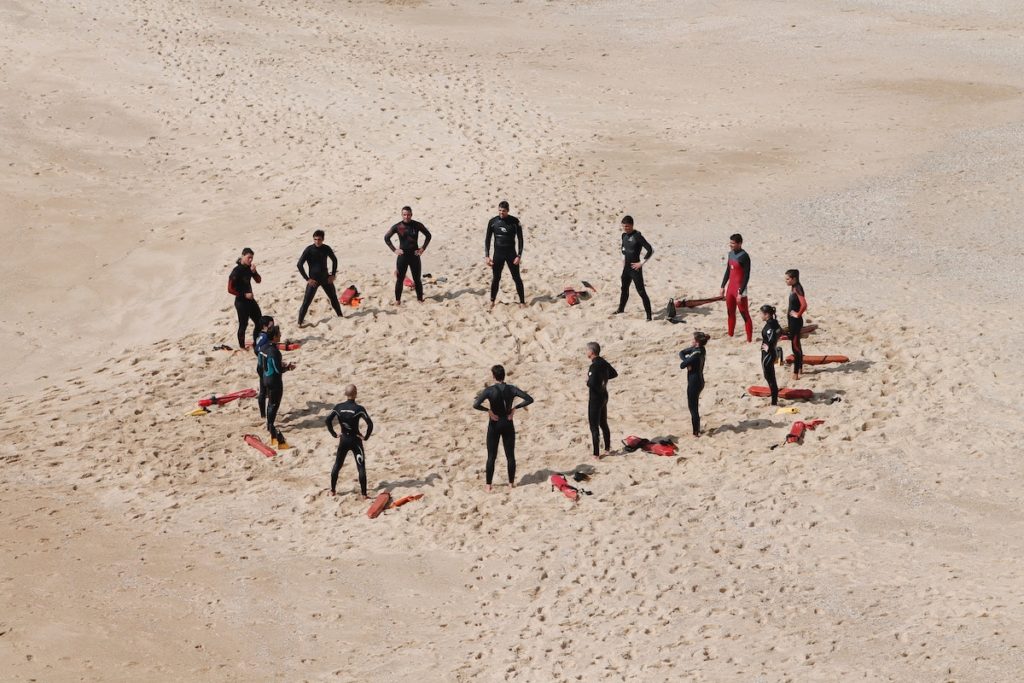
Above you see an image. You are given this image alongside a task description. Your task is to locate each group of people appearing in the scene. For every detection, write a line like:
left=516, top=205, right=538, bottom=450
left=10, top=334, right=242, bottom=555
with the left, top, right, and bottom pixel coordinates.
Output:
left=224, top=206, right=811, bottom=495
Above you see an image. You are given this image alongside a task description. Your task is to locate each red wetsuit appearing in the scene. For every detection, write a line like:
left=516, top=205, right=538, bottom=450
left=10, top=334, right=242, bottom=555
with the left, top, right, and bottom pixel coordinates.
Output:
left=721, top=248, right=752, bottom=341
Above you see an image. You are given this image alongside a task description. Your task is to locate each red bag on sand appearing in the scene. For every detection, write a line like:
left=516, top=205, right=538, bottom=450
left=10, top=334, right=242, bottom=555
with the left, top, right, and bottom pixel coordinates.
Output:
left=622, top=435, right=649, bottom=452
left=564, top=288, right=579, bottom=306
left=643, top=442, right=678, bottom=457
left=404, top=277, right=415, bottom=289
left=785, top=419, right=825, bottom=444
left=339, top=285, right=359, bottom=305
left=550, top=474, right=579, bottom=501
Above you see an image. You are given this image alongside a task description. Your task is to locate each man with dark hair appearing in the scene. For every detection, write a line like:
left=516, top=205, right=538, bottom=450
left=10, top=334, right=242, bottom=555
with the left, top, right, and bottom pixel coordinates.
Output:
left=719, top=233, right=752, bottom=341
left=615, top=215, right=653, bottom=320
left=296, top=229, right=343, bottom=326
left=228, top=247, right=263, bottom=349
left=586, top=342, right=618, bottom=458
left=472, top=365, right=534, bottom=492
left=385, top=206, right=432, bottom=305
left=484, top=200, right=526, bottom=310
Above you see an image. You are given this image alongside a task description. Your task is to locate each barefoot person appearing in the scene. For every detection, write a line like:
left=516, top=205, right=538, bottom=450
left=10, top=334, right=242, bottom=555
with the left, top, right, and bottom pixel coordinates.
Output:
left=326, top=384, right=374, bottom=499
left=679, top=331, right=710, bottom=437
left=759, top=305, right=782, bottom=406
left=228, top=247, right=263, bottom=349
left=296, top=229, right=343, bottom=326
left=719, top=233, right=752, bottom=341
left=259, top=326, right=295, bottom=448
left=485, top=200, right=526, bottom=310
left=385, top=206, right=432, bottom=305
left=472, top=365, right=534, bottom=492
left=586, top=342, right=618, bottom=458
left=785, top=269, right=808, bottom=380
left=614, top=215, right=654, bottom=320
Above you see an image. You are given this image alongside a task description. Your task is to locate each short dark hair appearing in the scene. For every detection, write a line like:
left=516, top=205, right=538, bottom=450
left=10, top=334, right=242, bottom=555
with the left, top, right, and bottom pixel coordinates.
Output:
left=241, top=247, right=254, bottom=256
left=729, top=233, right=743, bottom=243
left=785, top=269, right=800, bottom=282
left=587, top=341, right=601, bottom=356
left=259, top=315, right=275, bottom=329
left=621, top=215, right=634, bottom=226
left=498, top=201, right=509, bottom=210
left=759, top=304, right=776, bottom=316
left=491, top=364, right=506, bottom=382
left=313, top=229, right=325, bottom=239
left=401, top=205, right=412, bottom=213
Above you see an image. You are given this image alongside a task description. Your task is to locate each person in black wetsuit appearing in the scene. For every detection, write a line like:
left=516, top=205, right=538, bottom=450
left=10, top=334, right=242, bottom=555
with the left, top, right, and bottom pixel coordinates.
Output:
left=785, top=269, right=808, bottom=380
left=485, top=200, right=526, bottom=310
left=615, top=215, right=653, bottom=320
left=385, top=206, right=432, bottom=305
left=472, top=365, right=534, bottom=492
left=759, top=305, right=782, bottom=406
left=326, top=384, right=374, bottom=499
left=679, top=331, right=710, bottom=437
left=228, top=248, right=263, bottom=349
left=585, top=342, right=618, bottom=458
left=297, top=229, right=343, bottom=326
left=253, top=315, right=275, bottom=418
left=259, top=326, right=295, bottom=448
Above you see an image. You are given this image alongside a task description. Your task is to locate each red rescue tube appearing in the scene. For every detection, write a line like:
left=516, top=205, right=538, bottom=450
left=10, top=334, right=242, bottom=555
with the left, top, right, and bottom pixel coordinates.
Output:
left=564, top=288, right=580, bottom=306
left=199, top=388, right=258, bottom=407
left=244, top=434, right=276, bottom=457
left=748, top=386, right=814, bottom=399
left=550, top=474, right=579, bottom=501
left=675, top=295, right=725, bottom=309
left=785, top=354, right=848, bottom=365
left=367, top=492, right=392, bottom=519
left=339, top=285, right=359, bottom=305
left=780, top=323, right=818, bottom=340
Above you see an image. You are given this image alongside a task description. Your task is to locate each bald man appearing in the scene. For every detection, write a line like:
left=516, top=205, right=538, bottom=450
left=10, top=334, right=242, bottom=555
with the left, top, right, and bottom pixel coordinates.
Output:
left=325, top=385, right=374, bottom=498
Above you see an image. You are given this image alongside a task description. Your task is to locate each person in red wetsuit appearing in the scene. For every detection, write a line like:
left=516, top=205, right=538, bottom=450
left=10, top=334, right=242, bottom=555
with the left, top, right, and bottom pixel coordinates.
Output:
left=719, top=233, right=752, bottom=341
left=785, top=269, right=808, bottom=380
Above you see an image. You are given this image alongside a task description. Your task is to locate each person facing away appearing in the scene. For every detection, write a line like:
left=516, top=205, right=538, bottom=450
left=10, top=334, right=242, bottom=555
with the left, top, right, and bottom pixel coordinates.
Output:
left=484, top=200, right=526, bottom=310
left=586, top=341, right=618, bottom=458
left=472, top=364, right=534, bottom=492
left=384, top=205, right=432, bottom=305
left=679, top=331, right=710, bottom=437
left=228, top=247, right=263, bottom=349
left=325, top=384, right=374, bottom=499
left=785, top=269, right=808, bottom=380
left=296, top=229, right=343, bottom=326
left=615, top=215, right=653, bottom=320
left=759, top=305, right=782, bottom=406
left=719, top=233, right=752, bottom=341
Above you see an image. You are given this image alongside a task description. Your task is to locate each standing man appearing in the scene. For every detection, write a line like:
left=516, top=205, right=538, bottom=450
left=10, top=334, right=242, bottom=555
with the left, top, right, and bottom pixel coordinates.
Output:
left=385, top=206, right=432, bottom=305
left=228, top=247, right=263, bottom=349
left=473, top=365, right=534, bottom=492
left=586, top=342, right=618, bottom=458
left=615, top=215, right=653, bottom=320
left=296, top=229, right=343, bottom=326
left=484, top=200, right=526, bottom=310
left=719, top=233, right=753, bottom=341
left=325, top=384, right=374, bottom=499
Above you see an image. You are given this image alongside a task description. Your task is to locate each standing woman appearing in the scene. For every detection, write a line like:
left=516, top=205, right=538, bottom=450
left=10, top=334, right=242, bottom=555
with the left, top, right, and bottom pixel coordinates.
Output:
left=228, top=247, right=263, bottom=349
left=785, top=269, right=808, bottom=380
left=759, top=305, right=782, bottom=406
left=679, top=331, right=710, bottom=437
left=260, top=326, right=295, bottom=449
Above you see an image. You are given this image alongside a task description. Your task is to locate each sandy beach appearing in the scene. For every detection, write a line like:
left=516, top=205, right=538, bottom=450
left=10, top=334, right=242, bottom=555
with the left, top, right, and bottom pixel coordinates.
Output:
left=3, top=0, right=1024, bottom=680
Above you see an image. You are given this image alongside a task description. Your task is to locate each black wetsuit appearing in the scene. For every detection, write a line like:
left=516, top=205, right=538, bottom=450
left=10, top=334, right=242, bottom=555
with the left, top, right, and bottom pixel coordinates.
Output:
left=297, top=243, right=342, bottom=324
left=229, top=261, right=263, bottom=349
left=787, top=283, right=807, bottom=374
left=679, top=346, right=706, bottom=435
left=761, top=318, right=782, bottom=405
left=385, top=220, right=432, bottom=302
left=473, top=383, right=534, bottom=485
left=587, top=356, right=618, bottom=456
left=618, top=231, right=653, bottom=319
left=253, top=331, right=272, bottom=418
left=485, top=215, right=525, bottom=304
left=260, top=344, right=289, bottom=442
left=326, top=400, right=374, bottom=497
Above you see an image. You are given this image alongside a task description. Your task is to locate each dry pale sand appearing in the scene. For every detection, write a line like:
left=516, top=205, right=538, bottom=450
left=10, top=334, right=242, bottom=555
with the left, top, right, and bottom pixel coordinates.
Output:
left=3, top=0, right=1024, bottom=680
